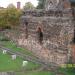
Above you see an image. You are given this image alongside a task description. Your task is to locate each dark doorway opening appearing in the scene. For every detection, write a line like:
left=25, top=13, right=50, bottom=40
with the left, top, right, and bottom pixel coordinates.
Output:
left=37, top=27, right=43, bottom=44
left=72, top=29, right=75, bottom=43
left=25, top=22, right=28, bottom=39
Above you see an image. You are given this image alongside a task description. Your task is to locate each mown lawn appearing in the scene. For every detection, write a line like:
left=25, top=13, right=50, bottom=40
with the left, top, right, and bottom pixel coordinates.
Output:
left=0, top=51, right=22, bottom=71
left=0, top=41, right=33, bottom=56
left=16, top=71, right=54, bottom=75
left=0, top=50, right=54, bottom=75
left=58, top=67, right=75, bottom=75
left=0, top=51, right=40, bottom=72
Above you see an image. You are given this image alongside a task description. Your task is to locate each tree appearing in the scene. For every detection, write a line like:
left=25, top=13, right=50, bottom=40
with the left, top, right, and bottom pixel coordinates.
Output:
left=23, top=2, right=35, bottom=10
left=7, top=3, right=16, bottom=9
left=0, top=9, right=7, bottom=28
left=37, top=0, right=46, bottom=9
left=6, top=6, right=21, bottom=27
left=0, top=4, right=22, bottom=29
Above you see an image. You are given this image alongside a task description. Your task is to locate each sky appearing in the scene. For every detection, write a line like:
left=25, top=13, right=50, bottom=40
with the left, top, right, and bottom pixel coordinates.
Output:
left=0, top=0, right=38, bottom=8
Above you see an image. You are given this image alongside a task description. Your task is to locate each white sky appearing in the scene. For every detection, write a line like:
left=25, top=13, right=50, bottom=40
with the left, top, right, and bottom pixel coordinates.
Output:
left=0, top=0, right=38, bottom=8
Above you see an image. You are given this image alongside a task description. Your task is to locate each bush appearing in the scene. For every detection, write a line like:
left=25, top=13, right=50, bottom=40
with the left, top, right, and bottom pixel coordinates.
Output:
left=0, top=37, right=10, bottom=41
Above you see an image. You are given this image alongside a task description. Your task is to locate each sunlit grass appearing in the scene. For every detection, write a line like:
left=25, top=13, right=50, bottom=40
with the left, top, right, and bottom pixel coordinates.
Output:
left=0, top=51, right=40, bottom=72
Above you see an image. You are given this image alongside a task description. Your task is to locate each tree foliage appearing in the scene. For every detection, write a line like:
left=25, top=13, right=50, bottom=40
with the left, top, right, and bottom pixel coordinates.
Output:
left=0, top=4, right=21, bottom=29
left=23, top=2, right=35, bottom=10
left=7, top=3, right=16, bottom=9
left=37, top=0, right=46, bottom=9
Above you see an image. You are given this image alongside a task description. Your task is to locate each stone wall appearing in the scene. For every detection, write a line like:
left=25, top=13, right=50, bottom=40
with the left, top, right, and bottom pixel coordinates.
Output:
left=22, top=9, right=72, bottom=17
left=17, top=9, right=73, bottom=66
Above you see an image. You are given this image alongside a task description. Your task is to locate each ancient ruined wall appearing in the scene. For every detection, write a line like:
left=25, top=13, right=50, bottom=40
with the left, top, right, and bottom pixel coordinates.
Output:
left=16, top=9, right=74, bottom=66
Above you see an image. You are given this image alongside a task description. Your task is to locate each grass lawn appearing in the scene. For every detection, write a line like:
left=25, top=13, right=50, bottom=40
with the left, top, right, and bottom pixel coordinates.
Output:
left=0, top=51, right=40, bottom=72
left=15, top=71, right=54, bottom=75
left=0, top=51, right=22, bottom=71
left=0, top=50, right=54, bottom=75
left=0, top=41, right=33, bottom=56
left=58, top=67, right=75, bottom=75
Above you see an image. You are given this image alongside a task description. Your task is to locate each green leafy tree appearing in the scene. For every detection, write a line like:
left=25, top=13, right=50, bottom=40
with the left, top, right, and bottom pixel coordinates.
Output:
left=0, top=4, right=21, bottom=29
left=37, top=0, right=46, bottom=9
left=0, top=9, right=7, bottom=28
left=23, top=2, right=35, bottom=10
left=6, top=5, right=21, bottom=27
left=7, top=3, right=16, bottom=9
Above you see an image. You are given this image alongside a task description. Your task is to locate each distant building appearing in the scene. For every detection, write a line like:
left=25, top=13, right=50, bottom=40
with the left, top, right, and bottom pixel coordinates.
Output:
left=17, top=2, right=21, bottom=9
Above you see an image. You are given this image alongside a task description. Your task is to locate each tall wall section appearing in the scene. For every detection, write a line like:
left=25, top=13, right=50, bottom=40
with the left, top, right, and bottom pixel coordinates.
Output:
left=16, top=9, right=74, bottom=66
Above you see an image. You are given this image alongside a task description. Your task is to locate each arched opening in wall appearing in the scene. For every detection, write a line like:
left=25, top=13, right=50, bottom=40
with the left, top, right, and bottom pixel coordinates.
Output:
left=37, top=27, right=43, bottom=44
left=24, top=22, right=28, bottom=39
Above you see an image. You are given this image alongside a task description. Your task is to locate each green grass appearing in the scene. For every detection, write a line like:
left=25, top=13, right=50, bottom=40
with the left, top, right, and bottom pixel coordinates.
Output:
left=58, top=67, right=75, bottom=75
left=0, top=51, right=22, bottom=71
left=0, top=41, right=34, bottom=57
left=16, top=71, right=54, bottom=75
left=0, top=50, right=54, bottom=75
left=0, top=51, right=40, bottom=72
